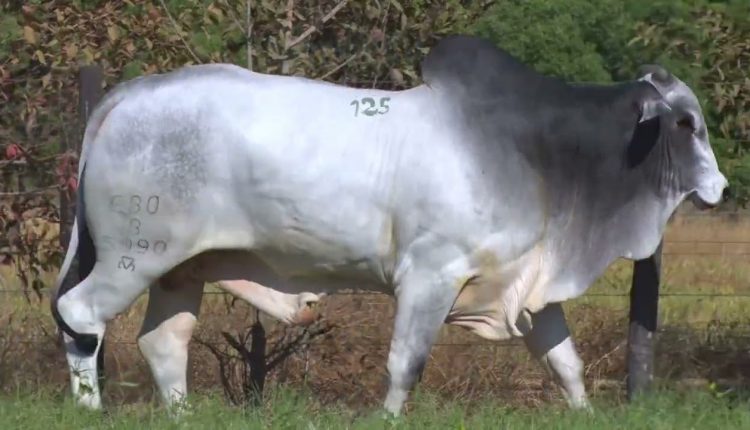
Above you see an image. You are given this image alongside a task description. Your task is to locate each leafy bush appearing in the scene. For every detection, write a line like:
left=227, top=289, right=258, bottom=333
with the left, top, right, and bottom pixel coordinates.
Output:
left=0, top=0, right=488, bottom=293
left=473, top=0, right=749, bottom=205
left=472, top=0, right=633, bottom=82
left=625, top=0, right=750, bottom=206
left=0, top=0, right=748, bottom=295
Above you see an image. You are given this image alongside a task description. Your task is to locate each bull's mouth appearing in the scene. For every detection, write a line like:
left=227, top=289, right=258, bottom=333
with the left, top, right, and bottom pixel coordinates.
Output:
left=689, top=191, right=719, bottom=210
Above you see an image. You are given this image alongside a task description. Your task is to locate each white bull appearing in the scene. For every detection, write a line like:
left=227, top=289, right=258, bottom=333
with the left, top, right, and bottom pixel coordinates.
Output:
left=52, top=35, right=727, bottom=416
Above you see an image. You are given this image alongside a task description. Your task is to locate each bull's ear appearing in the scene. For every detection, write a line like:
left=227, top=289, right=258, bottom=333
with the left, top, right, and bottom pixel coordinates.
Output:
left=640, top=96, right=672, bottom=123
left=627, top=116, right=660, bottom=168
left=626, top=98, right=670, bottom=168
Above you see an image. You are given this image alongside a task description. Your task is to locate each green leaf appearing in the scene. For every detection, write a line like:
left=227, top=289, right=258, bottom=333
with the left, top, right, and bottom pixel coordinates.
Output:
left=0, top=15, right=22, bottom=44
left=122, top=60, right=144, bottom=80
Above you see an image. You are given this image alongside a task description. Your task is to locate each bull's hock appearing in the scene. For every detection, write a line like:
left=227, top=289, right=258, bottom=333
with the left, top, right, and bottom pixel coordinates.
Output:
left=51, top=35, right=727, bottom=416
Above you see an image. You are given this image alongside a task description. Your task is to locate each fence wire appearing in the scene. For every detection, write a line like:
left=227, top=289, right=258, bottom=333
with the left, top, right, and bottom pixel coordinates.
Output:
left=2, top=289, right=750, bottom=298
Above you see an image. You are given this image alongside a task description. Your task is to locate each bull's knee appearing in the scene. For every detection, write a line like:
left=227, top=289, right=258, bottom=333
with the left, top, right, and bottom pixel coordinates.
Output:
left=137, top=312, right=196, bottom=360
left=55, top=287, right=105, bottom=344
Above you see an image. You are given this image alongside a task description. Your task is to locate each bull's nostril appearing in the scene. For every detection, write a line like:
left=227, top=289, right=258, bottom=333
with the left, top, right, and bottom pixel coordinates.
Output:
left=722, top=186, right=731, bottom=202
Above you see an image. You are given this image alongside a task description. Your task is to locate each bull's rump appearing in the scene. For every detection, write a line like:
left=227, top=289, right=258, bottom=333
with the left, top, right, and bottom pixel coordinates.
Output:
left=80, top=65, right=469, bottom=286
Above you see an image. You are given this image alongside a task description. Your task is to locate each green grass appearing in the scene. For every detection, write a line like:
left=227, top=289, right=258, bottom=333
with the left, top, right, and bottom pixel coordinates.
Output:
left=2, top=388, right=750, bottom=430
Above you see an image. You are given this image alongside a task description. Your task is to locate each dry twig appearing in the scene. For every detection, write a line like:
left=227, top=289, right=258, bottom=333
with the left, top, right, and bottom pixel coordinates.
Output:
left=584, top=339, right=626, bottom=377
left=318, top=52, right=360, bottom=80
left=285, top=0, right=348, bottom=49
left=157, top=0, right=201, bottom=63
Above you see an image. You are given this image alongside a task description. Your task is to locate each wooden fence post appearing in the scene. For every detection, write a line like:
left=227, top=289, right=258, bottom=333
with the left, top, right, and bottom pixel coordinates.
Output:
left=626, top=241, right=662, bottom=400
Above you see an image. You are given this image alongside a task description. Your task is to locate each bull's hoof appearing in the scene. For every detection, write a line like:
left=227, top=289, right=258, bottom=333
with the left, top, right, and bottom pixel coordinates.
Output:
left=292, top=293, right=321, bottom=326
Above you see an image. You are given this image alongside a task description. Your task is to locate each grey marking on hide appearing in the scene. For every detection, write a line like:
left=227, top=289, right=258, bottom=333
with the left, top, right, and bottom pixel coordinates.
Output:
left=149, top=122, right=209, bottom=204
left=103, top=110, right=210, bottom=206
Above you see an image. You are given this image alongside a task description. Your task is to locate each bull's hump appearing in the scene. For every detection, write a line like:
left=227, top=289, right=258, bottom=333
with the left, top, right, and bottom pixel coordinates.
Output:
left=420, top=35, right=565, bottom=100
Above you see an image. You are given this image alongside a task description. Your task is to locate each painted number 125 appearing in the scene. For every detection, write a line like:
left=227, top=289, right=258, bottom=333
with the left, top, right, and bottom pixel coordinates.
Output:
left=351, top=97, right=390, bottom=117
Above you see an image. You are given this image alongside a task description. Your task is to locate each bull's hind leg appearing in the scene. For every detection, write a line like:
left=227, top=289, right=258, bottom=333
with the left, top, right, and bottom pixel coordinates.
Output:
left=522, top=303, right=590, bottom=409
left=137, top=275, right=203, bottom=410
left=56, top=268, right=154, bottom=409
left=216, top=280, right=320, bottom=326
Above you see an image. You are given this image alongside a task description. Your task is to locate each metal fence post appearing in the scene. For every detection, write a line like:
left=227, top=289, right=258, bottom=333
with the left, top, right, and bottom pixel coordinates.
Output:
left=244, top=2, right=269, bottom=405
left=78, top=66, right=104, bottom=138
left=626, top=241, right=662, bottom=400
left=59, top=65, right=103, bottom=251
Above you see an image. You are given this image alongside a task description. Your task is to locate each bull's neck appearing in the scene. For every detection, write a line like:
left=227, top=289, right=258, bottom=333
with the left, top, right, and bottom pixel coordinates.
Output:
left=563, top=171, right=682, bottom=263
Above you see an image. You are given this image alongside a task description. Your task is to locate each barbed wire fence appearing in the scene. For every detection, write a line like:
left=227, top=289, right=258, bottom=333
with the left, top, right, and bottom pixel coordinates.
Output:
left=2, top=268, right=749, bottom=406
left=1, top=232, right=749, bottom=339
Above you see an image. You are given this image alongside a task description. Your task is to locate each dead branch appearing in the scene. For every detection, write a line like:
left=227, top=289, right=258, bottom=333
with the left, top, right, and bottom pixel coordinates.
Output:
left=198, top=339, right=243, bottom=405
left=318, top=52, right=360, bottom=80
left=266, top=322, right=333, bottom=370
left=285, top=0, right=348, bottom=49
left=196, top=318, right=333, bottom=406
left=0, top=185, right=59, bottom=197
left=585, top=339, right=626, bottom=377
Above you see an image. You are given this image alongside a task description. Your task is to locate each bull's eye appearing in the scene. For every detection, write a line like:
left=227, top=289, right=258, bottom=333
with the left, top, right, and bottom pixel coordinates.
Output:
left=677, top=116, right=695, bottom=132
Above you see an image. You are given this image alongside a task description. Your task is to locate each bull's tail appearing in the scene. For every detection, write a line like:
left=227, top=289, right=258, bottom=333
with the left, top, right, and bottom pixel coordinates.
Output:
left=50, top=163, right=99, bottom=354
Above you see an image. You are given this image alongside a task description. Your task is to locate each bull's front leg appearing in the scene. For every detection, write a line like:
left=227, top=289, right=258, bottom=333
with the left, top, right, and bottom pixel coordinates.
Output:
left=521, top=302, right=590, bottom=410
left=384, top=269, right=460, bottom=416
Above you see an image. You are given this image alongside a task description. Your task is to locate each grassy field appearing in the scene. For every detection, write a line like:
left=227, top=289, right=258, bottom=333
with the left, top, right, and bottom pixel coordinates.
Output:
left=2, top=388, right=750, bottom=430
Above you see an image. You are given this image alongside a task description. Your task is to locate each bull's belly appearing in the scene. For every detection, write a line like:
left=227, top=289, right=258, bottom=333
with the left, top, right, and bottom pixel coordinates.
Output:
left=157, top=217, right=396, bottom=295
left=184, top=193, right=399, bottom=291
left=170, top=249, right=392, bottom=296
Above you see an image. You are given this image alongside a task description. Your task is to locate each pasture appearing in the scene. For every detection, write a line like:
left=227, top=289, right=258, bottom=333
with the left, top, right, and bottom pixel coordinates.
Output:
left=1, top=209, right=749, bottom=425
left=2, top=389, right=750, bottom=429
left=2, top=0, right=750, bottom=427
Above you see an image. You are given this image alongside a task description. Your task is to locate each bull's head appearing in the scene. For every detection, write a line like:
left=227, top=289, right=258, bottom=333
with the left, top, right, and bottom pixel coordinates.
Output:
left=629, top=64, right=728, bottom=209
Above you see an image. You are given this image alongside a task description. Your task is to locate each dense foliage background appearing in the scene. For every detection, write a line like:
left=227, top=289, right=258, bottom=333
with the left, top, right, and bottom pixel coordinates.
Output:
left=1, top=0, right=749, bottom=292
